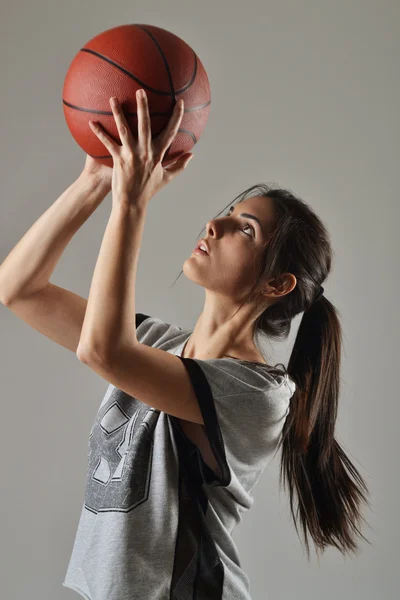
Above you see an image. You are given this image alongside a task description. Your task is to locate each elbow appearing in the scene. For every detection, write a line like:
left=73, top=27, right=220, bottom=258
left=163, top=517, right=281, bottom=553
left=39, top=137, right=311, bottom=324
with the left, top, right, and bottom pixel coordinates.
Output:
left=0, top=291, right=12, bottom=306
left=76, top=344, right=105, bottom=365
left=76, top=345, right=90, bottom=363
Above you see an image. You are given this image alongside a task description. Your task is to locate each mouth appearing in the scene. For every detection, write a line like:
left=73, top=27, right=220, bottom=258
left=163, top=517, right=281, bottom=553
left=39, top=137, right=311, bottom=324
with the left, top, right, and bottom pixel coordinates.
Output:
left=194, top=239, right=210, bottom=255
left=192, top=246, right=209, bottom=256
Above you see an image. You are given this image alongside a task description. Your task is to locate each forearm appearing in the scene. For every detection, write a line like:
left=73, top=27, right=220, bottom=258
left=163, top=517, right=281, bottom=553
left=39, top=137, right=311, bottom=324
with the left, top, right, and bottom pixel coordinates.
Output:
left=0, top=175, right=110, bottom=304
left=77, top=200, right=146, bottom=362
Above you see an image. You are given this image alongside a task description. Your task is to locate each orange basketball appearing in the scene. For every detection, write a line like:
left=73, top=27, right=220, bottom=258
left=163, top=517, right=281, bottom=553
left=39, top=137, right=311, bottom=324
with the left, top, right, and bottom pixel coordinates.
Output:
left=62, top=24, right=211, bottom=167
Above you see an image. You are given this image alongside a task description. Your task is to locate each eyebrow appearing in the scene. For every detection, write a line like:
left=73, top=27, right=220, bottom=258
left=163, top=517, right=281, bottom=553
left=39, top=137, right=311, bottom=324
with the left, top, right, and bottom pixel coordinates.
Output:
left=228, top=205, right=264, bottom=236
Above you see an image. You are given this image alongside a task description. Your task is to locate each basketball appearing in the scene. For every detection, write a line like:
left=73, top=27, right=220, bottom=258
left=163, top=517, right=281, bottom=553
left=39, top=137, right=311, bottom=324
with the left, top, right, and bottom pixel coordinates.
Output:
left=62, top=24, right=211, bottom=167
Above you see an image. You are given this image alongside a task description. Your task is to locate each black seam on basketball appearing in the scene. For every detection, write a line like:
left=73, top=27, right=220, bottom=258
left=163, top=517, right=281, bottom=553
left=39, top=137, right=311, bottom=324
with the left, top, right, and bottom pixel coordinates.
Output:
left=63, top=98, right=198, bottom=144
left=62, top=98, right=210, bottom=115
left=135, top=24, right=196, bottom=163
left=135, top=25, right=177, bottom=100
left=178, top=128, right=197, bottom=144
left=79, top=48, right=198, bottom=97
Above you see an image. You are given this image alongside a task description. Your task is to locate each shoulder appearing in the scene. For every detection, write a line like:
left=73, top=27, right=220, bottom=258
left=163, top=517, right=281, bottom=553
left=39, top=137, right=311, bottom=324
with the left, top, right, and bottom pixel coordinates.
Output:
left=135, top=313, right=186, bottom=348
left=181, top=355, right=296, bottom=407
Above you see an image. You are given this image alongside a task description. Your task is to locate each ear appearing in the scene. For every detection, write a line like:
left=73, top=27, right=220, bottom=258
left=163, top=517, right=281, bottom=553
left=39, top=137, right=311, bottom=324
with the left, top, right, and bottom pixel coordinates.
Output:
left=263, top=273, right=297, bottom=299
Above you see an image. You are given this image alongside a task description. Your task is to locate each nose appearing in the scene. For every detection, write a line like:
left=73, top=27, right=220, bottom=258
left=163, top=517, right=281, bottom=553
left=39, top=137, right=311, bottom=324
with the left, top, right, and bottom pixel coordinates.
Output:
left=205, top=217, right=219, bottom=238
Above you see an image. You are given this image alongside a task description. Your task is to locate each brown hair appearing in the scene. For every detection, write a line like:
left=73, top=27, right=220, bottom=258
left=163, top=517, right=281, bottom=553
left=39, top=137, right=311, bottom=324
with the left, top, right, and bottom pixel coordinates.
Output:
left=171, top=183, right=372, bottom=560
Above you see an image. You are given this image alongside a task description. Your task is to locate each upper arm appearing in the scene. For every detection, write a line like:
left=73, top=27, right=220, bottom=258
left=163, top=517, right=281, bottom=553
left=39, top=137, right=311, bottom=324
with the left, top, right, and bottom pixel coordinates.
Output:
left=3, top=283, right=88, bottom=353
left=78, top=342, right=205, bottom=424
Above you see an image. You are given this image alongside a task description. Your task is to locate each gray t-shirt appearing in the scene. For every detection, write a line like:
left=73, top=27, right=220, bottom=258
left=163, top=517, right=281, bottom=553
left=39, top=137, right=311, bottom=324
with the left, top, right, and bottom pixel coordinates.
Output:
left=63, top=314, right=296, bottom=600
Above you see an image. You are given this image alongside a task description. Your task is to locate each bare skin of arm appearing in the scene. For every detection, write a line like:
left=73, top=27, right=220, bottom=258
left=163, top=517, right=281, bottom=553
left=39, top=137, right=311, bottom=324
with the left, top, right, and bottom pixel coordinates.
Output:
left=0, top=173, right=110, bottom=353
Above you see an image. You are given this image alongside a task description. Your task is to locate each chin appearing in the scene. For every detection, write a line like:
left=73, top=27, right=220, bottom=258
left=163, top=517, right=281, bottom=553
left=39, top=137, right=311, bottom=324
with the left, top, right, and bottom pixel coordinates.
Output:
left=182, top=257, right=207, bottom=285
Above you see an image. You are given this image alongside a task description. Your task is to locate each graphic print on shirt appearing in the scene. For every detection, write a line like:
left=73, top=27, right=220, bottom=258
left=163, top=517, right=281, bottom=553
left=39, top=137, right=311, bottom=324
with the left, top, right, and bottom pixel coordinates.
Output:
left=84, top=385, right=160, bottom=514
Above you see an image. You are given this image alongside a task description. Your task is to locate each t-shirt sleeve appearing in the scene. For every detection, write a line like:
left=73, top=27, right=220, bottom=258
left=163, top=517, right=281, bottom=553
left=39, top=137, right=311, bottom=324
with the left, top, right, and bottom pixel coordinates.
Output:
left=174, top=356, right=296, bottom=489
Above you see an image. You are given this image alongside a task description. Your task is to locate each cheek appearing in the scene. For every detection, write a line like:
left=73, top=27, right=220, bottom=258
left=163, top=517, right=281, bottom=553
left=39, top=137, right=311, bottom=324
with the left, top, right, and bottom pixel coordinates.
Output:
left=225, top=245, right=258, bottom=274
left=218, top=247, right=260, bottom=288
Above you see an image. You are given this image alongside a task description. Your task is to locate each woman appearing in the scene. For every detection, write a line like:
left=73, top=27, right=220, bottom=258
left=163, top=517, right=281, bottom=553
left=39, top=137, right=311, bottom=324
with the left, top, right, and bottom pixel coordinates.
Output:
left=0, top=90, right=370, bottom=600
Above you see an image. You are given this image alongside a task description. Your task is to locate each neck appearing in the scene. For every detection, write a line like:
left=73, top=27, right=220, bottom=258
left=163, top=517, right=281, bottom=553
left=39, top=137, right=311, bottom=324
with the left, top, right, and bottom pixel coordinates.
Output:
left=181, top=312, right=265, bottom=363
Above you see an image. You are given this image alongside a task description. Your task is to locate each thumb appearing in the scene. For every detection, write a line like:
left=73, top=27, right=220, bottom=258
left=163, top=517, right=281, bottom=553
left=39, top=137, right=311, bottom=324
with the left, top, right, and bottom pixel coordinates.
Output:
left=183, top=153, right=195, bottom=168
left=164, top=153, right=194, bottom=179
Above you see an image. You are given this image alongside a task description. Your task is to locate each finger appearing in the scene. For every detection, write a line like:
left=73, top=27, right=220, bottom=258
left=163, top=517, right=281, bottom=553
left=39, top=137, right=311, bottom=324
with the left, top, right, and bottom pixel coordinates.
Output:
left=136, top=89, right=152, bottom=157
left=109, top=97, right=135, bottom=146
left=156, top=99, right=185, bottom=159
left=89, top=121, right=118, bottom=155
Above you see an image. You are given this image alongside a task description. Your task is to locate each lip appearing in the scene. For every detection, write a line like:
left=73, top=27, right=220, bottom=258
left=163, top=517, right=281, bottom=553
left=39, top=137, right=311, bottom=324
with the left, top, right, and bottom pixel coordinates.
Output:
left=192, top=247, right=210, bottom=256
left=195, top=239, right=210, bottom=254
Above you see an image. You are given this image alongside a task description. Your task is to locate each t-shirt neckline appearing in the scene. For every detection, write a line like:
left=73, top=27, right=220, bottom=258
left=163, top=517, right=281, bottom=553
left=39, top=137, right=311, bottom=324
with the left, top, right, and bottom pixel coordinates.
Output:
left=174, top=331, right=271, bottom=368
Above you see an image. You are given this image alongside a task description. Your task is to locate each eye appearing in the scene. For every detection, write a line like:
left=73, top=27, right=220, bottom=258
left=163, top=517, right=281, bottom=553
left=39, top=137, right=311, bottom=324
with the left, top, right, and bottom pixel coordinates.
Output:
left=241, top=224, right=254, bottom=237
left=224, top=207, right=255, bottom=238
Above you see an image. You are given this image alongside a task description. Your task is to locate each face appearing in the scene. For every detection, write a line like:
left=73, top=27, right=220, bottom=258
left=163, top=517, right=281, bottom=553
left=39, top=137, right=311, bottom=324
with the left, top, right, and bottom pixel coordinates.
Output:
left=183, top=195, right=277, bottom=302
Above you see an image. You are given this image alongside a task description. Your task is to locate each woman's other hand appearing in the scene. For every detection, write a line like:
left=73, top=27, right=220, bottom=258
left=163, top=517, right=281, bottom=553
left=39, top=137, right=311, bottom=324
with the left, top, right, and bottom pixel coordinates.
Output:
left=81, top=154, right=113, bottom=193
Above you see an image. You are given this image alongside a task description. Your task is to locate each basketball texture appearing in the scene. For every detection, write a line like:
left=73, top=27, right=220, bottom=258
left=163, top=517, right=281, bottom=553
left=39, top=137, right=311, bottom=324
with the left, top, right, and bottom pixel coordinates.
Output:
left=62, top=24, right=211, bottom=167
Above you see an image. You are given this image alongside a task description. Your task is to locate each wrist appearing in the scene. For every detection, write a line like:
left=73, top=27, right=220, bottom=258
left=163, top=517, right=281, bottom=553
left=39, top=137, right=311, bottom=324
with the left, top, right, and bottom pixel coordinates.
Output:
left=112, top=199, right=147, bottom=219
left=112, top=190, right=150, bottom=213
left=78, top=172, right=111, bottom=194
left=76, top=174, right=111, bottom=204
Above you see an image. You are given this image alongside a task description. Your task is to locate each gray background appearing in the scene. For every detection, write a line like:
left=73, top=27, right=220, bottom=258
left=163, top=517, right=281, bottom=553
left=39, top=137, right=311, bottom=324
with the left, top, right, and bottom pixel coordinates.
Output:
left=1, top=1, right=398, bottom=598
